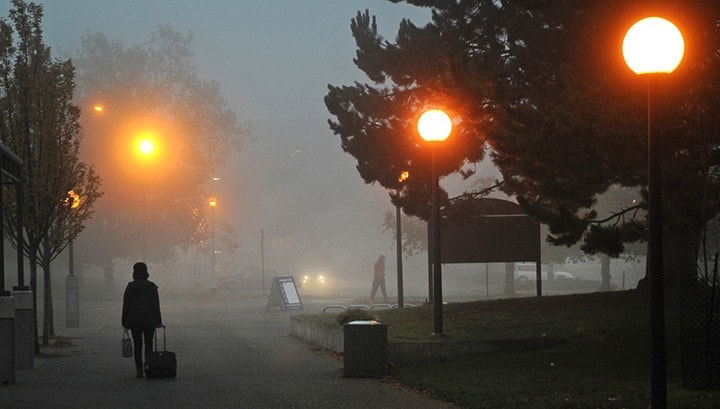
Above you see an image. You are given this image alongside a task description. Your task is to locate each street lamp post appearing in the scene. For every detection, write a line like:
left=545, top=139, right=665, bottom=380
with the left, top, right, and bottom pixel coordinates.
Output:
left=208, top=197, right=218, bottom=285
left=396, top=170, right=409, bottom=308
left=66, top=190, right=81, bottom=328
left=418, top=109, right=452, bottom=336
left=396, top=201, right=403, bottom=308
left=622, top=16, right=685, bottom=409
left=135, top=135, right=157, bottom=259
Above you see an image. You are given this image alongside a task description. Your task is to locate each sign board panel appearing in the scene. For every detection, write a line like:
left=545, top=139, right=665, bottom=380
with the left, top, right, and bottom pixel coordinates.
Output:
left=266, top=276, right=303, bottom=310
left=440, top=214, right=540, bottom=264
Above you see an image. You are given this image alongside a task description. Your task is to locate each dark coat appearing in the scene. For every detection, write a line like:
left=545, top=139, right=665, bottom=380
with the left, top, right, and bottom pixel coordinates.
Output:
left=122, top=279, right=162, bottom=328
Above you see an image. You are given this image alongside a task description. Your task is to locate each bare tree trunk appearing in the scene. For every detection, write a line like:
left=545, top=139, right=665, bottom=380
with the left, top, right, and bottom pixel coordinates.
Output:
left=42, top=250, right=54, bottom=345
left=29, top=248, right=40, bottom=354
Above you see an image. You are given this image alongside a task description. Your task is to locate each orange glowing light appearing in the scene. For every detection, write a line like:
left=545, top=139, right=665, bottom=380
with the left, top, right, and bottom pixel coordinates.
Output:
left=114, top=117, right=176, bottom=183
left=66, top=190, right=81, bottom=209
left=398, top=170, right=409, bottom=183
left=622, top=17, right=684, bottom=75
left=93, top=104, right=104, bottom=113
left=418, top=109, right=452, bottom=142
left=208, top=197, right=218, bottom=207
left=136, top=137, right=156, bottom=157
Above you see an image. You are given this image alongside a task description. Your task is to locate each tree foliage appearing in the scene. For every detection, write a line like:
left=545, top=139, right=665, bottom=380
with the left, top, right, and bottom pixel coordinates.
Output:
left=0, top=0, right=102, bottom=347
left=325, top=1, right=720, bottom=286
left=73, top=26, right=249, bottom=279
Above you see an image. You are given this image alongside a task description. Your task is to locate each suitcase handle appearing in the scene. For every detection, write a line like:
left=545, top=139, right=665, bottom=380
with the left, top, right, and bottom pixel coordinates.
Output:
left=153, top=326, right=167, bottom=352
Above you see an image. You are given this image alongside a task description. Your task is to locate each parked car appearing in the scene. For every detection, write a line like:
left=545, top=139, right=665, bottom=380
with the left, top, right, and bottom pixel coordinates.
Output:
left=217, top=267, right=279, bottom=292
left=515, top=264, right=576, bottom=281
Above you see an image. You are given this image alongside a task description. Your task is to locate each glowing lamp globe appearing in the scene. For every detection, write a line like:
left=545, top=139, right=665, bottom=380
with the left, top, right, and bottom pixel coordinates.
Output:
left=418, top=109, right=452, bottom=142
left=622, top=17, right=684, bottom=75
left=138, top=139, right=155, bottom=156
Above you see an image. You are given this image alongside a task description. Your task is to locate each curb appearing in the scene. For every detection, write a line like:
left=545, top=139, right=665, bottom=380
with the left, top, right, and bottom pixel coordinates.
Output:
left=289, top=315, right=566, bottom=365
left=290, top=315, right=344, bottom=352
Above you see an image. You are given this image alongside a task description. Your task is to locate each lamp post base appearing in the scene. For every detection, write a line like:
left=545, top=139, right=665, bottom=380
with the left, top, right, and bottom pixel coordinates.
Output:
left=66, top=275, right=80, bottom=328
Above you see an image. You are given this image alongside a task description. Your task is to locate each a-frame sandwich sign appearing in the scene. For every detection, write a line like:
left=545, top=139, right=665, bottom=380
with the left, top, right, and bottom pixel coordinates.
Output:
left=266, top=276, right=303, bottom=310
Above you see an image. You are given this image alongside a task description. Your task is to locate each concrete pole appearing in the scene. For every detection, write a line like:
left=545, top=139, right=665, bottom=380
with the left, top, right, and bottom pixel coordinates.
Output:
left=65, top=275, right=79, bottom=328
left=12, top=289, right=33, bottom=369
left=66, top=240, right=79, bottom=328
left=0, top=295, right=15, bottom=385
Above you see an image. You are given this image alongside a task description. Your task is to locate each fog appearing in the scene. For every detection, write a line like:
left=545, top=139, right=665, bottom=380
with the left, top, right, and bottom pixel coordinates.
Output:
left=12, top=2, right=644, bottom=301
left=26, top=1, right=438, bottom=297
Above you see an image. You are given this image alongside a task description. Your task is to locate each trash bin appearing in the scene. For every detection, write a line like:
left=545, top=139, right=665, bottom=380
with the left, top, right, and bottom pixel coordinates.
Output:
left=343, top=320, right=387, bottom=377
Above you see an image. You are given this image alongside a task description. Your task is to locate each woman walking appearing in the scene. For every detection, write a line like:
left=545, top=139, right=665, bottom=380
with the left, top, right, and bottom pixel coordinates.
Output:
left=122, top=262, right=163, bottom=378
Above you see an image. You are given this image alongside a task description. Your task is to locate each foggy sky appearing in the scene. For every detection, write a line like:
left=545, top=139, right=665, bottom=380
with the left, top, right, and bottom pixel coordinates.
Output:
left=34, top=1, right=436, bottom=290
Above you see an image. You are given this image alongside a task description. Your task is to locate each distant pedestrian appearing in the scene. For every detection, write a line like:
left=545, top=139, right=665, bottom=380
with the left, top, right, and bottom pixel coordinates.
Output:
left=122, top=262, right=163, bottom=378
left=370, top=254, right=387, bottom=301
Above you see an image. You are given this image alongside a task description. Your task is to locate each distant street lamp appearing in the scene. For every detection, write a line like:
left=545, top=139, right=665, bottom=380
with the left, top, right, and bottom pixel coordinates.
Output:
left=622, top=16, right=685, bottom=409
left=396, top=170, right=409, bottom=308
left=418, top=109, right=452, bottom=336
left=208, top=197, right=218, bottom=284
left=137, top=137, right=156, bottom=159
left=65, top=190, right=81, bottom=279
left=65, top=190, right=81, bottom=328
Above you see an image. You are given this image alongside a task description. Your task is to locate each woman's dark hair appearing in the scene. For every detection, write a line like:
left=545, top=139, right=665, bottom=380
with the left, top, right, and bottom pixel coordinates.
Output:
left=133, top=262, right=149, bottom=280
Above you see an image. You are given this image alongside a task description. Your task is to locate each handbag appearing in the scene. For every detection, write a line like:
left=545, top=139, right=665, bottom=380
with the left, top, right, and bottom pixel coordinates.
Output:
left=122, top=328, right=133, bottom=358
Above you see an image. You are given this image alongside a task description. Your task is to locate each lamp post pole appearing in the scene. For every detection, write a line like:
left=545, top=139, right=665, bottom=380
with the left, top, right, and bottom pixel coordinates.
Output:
left=429, top=147, right=443, bottom=335
left=646, top=75, right=667, bottom=409
left=208, top=197, right=218, bottom=285
left=395, top=170, right=408, bottom=309
left=66, top=190, right=81, bottom=328
left=622, top=16, right=684, bottom=408
left=136, top=136, right=156, bottom=260
left=396, top=202, right=404, bottom=308
left=418, top=109, right=452, bottom=337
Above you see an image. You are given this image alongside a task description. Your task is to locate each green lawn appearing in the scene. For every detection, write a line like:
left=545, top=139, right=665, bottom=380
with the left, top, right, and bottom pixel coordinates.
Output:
left=299, top=291, right=720, bottom=408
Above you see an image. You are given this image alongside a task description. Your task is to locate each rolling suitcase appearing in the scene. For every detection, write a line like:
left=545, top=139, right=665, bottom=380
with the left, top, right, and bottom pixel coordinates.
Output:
left=144, top=326, right=176, bottom=379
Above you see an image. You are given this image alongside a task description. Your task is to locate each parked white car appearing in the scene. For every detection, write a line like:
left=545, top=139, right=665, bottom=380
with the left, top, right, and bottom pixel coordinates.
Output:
left=515, top=264, right=576, bottom=281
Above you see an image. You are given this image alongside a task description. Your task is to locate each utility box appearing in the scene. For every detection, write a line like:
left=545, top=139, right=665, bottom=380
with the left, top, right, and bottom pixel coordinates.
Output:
left=343, top=320, right=388, bottom=377
left=0, top=295, right=15, bottom=385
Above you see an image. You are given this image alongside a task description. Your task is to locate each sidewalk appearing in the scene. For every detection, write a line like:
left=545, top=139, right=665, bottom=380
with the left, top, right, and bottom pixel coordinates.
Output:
left=0, top=295, right=455, bottom=409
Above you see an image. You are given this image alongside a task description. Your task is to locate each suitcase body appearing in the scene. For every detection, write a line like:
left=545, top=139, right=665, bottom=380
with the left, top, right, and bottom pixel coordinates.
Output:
left=144, top=326, right=177, bottom=379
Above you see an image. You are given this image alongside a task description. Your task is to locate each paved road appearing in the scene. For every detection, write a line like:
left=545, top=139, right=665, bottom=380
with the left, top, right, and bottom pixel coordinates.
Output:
left=0, top=294, right=455, bottom=408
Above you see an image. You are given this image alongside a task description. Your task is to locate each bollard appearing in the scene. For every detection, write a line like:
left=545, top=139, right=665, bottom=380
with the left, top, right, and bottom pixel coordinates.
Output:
left=13, top=289, right=34, bottom=370
left=66, top=275, right=79, bottom=328
left=0, top=294, right=15, bottom=385
left=343, top=320, right=388, bottom=377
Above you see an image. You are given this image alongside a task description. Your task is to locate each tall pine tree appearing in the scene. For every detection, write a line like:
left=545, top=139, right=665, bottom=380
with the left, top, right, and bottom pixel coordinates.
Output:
left=327, top=1, right=720, bottom=388
left=325, top=0, right=720, bottom=289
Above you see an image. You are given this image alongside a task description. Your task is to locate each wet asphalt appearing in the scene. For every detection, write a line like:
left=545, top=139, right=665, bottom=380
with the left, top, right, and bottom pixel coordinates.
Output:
left=0, top=293, right=455, bottom=409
